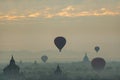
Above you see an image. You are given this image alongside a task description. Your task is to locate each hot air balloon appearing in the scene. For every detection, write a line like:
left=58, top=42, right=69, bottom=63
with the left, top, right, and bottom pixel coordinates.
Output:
left=91, top=57, right=106, bottom=71
left=95, top=46, right=100, bottom=53
left=41, top=55, right=48, bottom=63
left=54, top=36, right=66, bottom=52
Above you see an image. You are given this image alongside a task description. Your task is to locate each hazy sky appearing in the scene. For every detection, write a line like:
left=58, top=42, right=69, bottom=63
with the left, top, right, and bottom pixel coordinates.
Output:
left=0, top=0, right=120, bottom=63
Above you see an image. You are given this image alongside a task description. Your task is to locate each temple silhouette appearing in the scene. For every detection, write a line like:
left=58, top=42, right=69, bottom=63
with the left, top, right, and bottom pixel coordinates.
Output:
left=3, top=56, right=20, bottom=75
left=54, top=65, right=62, bottom=75
left=82, top=53, right=90, bottom=63
left=3, top=56, right=25, bottom=80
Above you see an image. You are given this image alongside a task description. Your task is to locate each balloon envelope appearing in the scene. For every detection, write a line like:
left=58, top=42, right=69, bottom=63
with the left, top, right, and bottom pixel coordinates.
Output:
left=41, top=55, right=48, bottom=63
left=95, top=46, right=100, bottom=52
left=91, top=57, right=106, bottom=71
left=54, top=36, right=66, bottom=52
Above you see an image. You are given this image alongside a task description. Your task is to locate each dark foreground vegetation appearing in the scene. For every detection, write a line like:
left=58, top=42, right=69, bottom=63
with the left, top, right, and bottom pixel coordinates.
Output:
left=0, top=62, right=120, bottom=80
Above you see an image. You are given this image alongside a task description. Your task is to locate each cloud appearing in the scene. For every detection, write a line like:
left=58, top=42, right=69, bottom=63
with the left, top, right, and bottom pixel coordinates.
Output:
left=62, top=6, right=75, bottom=11
left=0, top=6, right=120, bottom=21
left=74, top=8, right=120, bottom=17
left=28, top=12, right=41, bottom=18
left=0, top=15, right=26, bottom=20
left=0, top=0, right=120, bottom=21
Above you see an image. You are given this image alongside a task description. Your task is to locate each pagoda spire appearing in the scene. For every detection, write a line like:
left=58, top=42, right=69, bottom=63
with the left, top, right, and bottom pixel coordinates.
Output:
left=10, top=55, right=15, bottom=65
left=54, top=64, right=62, bottom=75
left=83, top=53, right=90, bottom=63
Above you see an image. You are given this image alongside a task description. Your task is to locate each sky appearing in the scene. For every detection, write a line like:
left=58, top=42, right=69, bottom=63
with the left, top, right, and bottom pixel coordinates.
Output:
left=0, top=0, right=120, bottom=63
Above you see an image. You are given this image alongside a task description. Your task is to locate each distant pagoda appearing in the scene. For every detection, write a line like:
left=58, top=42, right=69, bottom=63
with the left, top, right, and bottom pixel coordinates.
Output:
left=83, top=53, right=90, bottom=63
left=34, top=60, right=37, bottom=65
left=54, top=65, right=62, bottom=75
left=3, top=56, right=25, bottom=80
left=3, top=56, right=20, bottom=75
